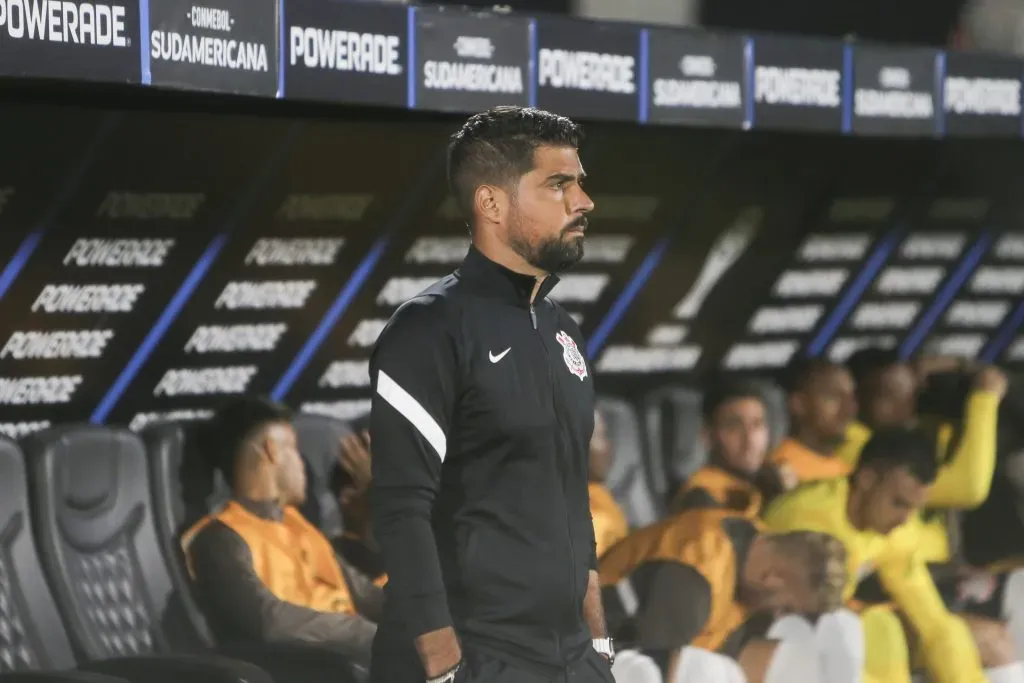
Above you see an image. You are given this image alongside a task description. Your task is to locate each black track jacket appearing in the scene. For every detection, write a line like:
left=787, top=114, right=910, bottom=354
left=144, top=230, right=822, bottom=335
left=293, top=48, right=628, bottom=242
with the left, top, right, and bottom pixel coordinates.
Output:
left=369, top=245, right=598, bottom=674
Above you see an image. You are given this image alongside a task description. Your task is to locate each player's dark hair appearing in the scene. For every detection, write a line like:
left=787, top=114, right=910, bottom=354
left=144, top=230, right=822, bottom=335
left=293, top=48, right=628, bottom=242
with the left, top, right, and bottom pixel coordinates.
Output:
left=855, top=426, right=938, bottom=485
left=846, top=347, right=902, bottom=401
left=447, top=106, right=583, bottom=221
left=702, top=378, right=766, bottom=422
left=204, top=395, right=293, bottom=483
left=780, top=357, right=842, bottom=395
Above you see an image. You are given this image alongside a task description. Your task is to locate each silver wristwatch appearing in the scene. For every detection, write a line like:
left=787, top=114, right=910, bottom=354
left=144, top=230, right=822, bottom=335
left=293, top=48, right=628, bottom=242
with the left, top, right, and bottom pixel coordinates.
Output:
left=592, top=637, right=615, bottom=664
left=426, top=662, right=461, bottom=683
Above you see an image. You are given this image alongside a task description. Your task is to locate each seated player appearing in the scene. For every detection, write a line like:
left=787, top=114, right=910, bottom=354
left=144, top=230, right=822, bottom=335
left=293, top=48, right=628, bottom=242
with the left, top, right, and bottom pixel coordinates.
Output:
left=764, top=426, right=1024, bottom=683
left=599, top=507, right=856, bottom=683
left=589, top=407, right=629, bottom=557
left=672, top=379, right=796, bottom=518
left=770, top=358, right=858, bottom=483
left=182, top=396, right=381, bottom=668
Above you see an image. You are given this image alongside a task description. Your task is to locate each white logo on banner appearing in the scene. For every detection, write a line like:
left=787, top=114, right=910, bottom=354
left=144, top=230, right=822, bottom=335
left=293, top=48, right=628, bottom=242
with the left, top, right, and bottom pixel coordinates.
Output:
left=581, top=235, right=634, bottom=264
left=755, top=66, right=841, bottom=107
left=774, top=269, right=849, bottom=298
left=851, top=301, right=920, bottom=330
left=424, top=35, right=523, bottom=93
left=405, top=236, right=471, bottom=264
left=129, top=409, right=213, bottom=432
left=1007, top=337, right=1024, bottom=361
left=184, top=324, right=288, bottom=354
left=289, top=27, right=401, bottom=75
left=64, top=239, right=175, bottom=268
left=32, top=284, right=144, bottom=314
left=900, top=233, right=966, bottom=260
left=0, top=329, right=114, bottom=360
left=970, top=266, right=1024, bottom=294
left=301, top=399, right=372, bottom=420
left=673, top=207, right=761, bottom=319
left=722, top=341, right=799, bottom=369
left=798, top=234, right=871, bottom=262
left=945, top=300, right=1010, bottom=328
left=245, top=238, right=344, bottom=266
left=875, top=266, right=946, bottom=295
left=0, top=421, right=50, bottom=438
left=0, top=376, right=82, bottom=405
left=828, top=336, right=898, bottom=362
left=0, top=0, right=128, bottom=45
left=151, top=6, right=269, bottom=72
left=995, top=234, right=1024, bottom=260
left=153, top=366, right=258, bottom=397
left=855, top=66, right=933, bottom=119
left=652, top=54, right=742, bottom=109
left=319, top=360, right=371, bottom=389
left=647, top=324, right=687, bottom=346
left=276, top=193, right=372, bottom=221
left=928, top=334, right=987, bottom=358
left=596, top=345, right=701, bottom=373
left=945, top=77, right=1021, bottom=116
left=376, top=277, right=439, bottom=307
left=549, top=274, right=610, bottom=304
left=348, top=319, right=388, bottom=348
left=96, top=192, right=205, bottom=219
left=538, top=48, right=635, bottom=94
left=749, top=305, right=823, bottom=334
left=214, top=281, right=316, bottom=310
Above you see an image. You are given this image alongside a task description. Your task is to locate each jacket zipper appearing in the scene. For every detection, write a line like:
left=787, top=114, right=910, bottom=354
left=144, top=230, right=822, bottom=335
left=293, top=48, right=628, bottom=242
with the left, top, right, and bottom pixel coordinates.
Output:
left=531, top=303, right=576, bottom=672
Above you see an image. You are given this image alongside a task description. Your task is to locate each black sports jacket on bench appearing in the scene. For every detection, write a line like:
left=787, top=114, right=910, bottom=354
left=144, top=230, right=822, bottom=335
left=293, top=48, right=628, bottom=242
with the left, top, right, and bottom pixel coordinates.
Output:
left=369, top=245, right=597, bottom=674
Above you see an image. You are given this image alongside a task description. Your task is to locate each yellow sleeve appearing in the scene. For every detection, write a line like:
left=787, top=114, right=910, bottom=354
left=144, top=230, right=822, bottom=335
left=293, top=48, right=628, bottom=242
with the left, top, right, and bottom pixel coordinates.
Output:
left=762, top=486, right=833, bottom=535
left=877, top=541, right=986, bottom=683
left=926, top=390, right=1000, bottom=509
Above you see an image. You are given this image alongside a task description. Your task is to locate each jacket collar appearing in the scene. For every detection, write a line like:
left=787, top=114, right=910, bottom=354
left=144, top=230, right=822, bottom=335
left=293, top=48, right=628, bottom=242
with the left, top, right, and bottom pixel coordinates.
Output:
left=458, top=244, right=560, bottom=306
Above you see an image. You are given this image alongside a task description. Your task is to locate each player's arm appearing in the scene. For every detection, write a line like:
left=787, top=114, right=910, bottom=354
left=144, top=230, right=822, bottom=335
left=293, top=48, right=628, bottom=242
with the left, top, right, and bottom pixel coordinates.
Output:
left=926, top=373, right=1004, bottom=508
left=633, top=562, right=713, bottom=678
left=878, top=548, right=986, bottom=683
left=369, top=296, right=461, bottom=678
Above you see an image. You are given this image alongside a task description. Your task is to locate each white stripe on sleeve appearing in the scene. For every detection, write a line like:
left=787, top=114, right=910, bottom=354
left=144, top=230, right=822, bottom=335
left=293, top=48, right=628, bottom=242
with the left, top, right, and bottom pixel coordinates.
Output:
left=376, top=369, right=447, bottom=461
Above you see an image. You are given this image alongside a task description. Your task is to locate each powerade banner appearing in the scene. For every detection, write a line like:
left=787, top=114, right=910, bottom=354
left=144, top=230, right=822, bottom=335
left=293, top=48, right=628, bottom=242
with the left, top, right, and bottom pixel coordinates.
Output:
left=944, top=52, right=1023, bottom=137
left=413, top=7, right=529, bottom=112
left=852, top=45, right=938, bottom=137
left=0, top=0, right=141, bottom=82
left=147, top=0, right=279, bottom=96
left=284, top=0, right=406, bottom=107
left=534, top=15, right=639, bottom=121
left=752, top=35, right=843, bottom=132
left=646, top=28, right=745, bottom=128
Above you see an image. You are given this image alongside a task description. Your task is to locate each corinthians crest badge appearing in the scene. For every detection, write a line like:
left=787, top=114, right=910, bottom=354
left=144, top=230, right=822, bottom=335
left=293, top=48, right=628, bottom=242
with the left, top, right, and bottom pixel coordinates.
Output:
left=555, top=330, right=588, bottom=380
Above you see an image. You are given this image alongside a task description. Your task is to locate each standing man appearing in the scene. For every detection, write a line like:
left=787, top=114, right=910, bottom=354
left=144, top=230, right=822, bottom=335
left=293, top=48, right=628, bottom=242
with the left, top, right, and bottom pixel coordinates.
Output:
left=369, top=107, right=610, bottom=683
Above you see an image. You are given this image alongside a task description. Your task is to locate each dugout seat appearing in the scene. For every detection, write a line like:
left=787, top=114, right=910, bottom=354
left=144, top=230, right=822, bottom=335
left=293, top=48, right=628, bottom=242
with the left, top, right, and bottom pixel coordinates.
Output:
left=291, top=412, right=353, bottom=540
left=596, top=397, right=658, bottom=528
left=642, top=386, right=705, bottom=508
left=140, top=422, right=361, bottom=683
left=8, top=425, right=269, bottom=683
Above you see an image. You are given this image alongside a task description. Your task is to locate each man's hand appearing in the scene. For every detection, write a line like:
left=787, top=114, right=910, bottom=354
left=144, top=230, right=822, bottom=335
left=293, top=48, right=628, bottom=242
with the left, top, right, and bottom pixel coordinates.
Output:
left=415, top=626, right=462, bottom=678
left=973, top=365, right=1008, bottom=398
left=340, top=430, right=373, bottom=493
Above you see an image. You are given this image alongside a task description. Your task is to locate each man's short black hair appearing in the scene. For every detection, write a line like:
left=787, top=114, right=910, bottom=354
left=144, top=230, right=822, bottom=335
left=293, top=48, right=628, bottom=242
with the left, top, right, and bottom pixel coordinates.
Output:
left=780, top=357, right=841, bottom=394
left=856, top=426, right=938, bottom=485
left=702, top=378, right=766, bottom=422
left=447, top=106, right=583, bottom=220
left=846, top=347, right=900, bottom=389
left=204, top=395, right=293, bottom=482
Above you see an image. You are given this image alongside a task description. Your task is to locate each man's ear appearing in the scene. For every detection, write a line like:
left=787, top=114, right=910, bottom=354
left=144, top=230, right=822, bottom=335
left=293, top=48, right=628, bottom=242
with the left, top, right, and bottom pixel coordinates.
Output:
left=474, top=184, right=507, bottom=225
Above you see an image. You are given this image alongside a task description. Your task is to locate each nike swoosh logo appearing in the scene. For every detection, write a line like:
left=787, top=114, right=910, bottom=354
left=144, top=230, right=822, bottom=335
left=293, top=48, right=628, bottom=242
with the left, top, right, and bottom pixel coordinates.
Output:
left=489, top=347, right=511, bottom=363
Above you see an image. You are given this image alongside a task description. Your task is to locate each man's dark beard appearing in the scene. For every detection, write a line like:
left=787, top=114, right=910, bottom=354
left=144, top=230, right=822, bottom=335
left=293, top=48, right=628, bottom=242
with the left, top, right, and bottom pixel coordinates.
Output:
left=512, top=218, right=587, bottom=274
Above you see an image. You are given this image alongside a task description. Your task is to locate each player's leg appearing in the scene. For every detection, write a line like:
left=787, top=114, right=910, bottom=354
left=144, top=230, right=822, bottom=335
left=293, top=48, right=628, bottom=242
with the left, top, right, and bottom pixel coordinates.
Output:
left=860, top=605, right=912, bottom=683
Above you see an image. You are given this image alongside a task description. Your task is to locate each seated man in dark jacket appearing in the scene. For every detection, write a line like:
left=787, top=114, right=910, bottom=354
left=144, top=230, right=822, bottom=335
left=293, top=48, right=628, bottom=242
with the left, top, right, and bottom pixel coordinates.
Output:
left=181, top=396, right=381, bottom=669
